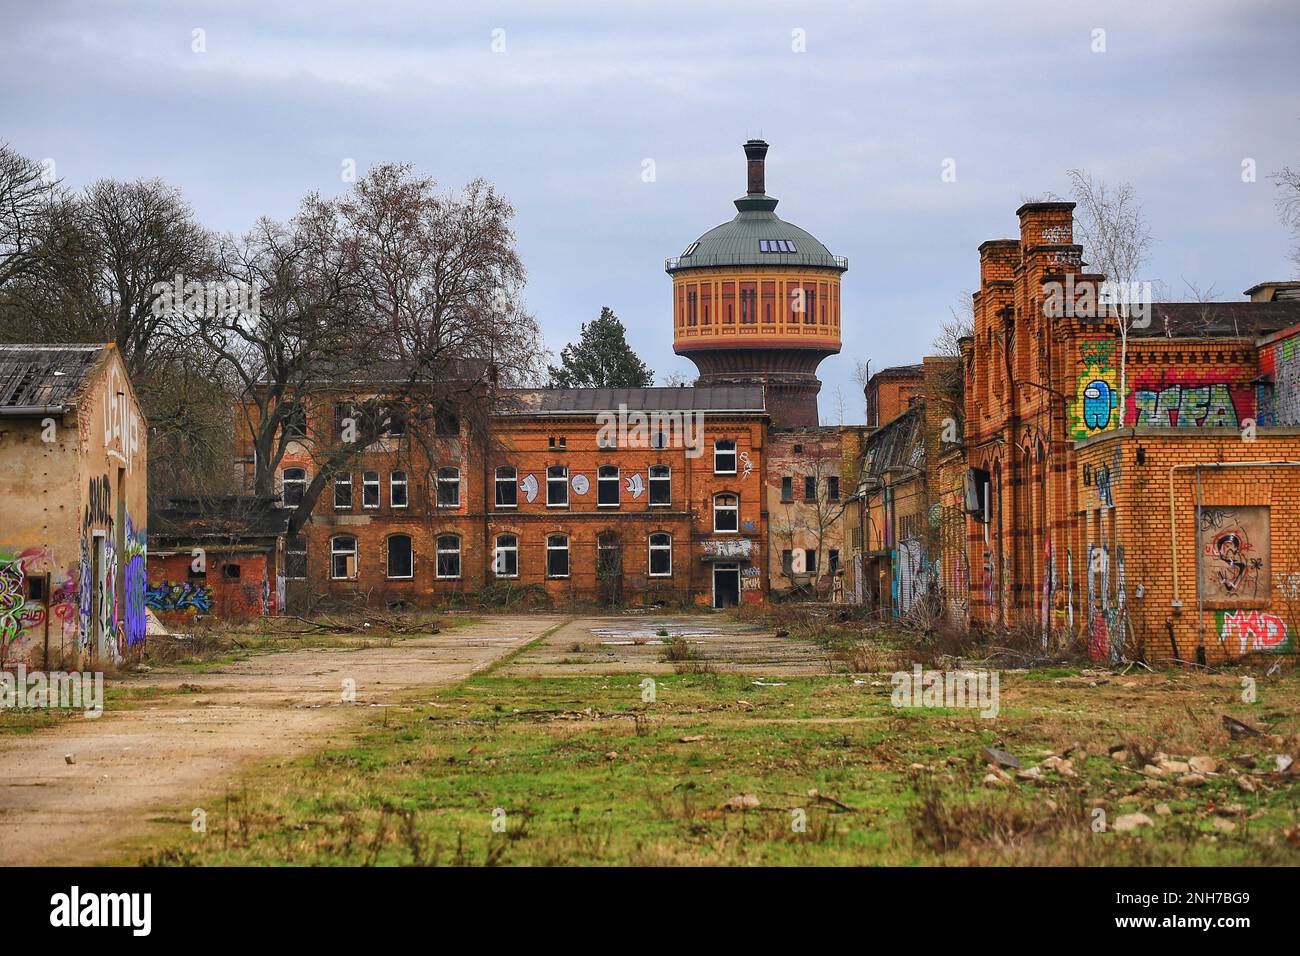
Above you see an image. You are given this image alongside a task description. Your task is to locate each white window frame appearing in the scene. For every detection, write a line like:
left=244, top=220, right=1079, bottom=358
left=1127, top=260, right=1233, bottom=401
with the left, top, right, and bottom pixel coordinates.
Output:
left=495, top=466, right=517, bottom=508
left=546, top=533, right=570, bottom=579
left=330, top=535, right=358, bottom=580
left=386, top=533, right=414, bottom=580
left=597, top=465, right=620, bottom=507
left=285, top=536, right=307, bottom=580
left=435, top=534, right=461, bottom=580
left=547, top=465, right=568, bottom=508
left=713, top=493, right=739, bottom=533
left=362, top=470, right=380, bottom=509
left=282, top=467, right=306, bottom=508
left=648, top=465, right=671, bottom=507
left=390, top=470, right=408, bottom=508
left=648, top=532, right=672, bottom=577
left=437, top=466, right=461, bottom=508
left=493, top=533, right=519, bottom=578
left=714, top=439, right=737, bottom=475
left=334, top=473, right=352, bottom=510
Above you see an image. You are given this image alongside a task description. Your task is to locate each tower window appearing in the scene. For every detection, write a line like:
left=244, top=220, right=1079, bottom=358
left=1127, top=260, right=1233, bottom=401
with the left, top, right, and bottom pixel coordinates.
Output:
left=759, top=239, right=797, bottom=253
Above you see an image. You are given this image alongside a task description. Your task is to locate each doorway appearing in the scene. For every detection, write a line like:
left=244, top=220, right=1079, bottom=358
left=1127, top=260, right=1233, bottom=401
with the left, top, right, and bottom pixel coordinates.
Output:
left=596, top=531, right=623, bottom=606
left=712, top=563, right=740, bottom=609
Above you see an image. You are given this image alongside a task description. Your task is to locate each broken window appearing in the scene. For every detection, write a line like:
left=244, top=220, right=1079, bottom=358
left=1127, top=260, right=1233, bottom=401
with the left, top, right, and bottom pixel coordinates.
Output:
left=546, top=534, right=570, bottom=578
left=649, top=533, right=672, bottom=577
left=713, top=493, right=739, bottom=533
left=282, top=467, right=306, bottom=508
left=386, top=534, right=413, bottom=580
left=649, top=465, right=671, bottom=506
left=285, top=537, right=307, bottom=579
left=437, top=467, right=460, bottom=508
left=330, top=536, right=357, bottom=580
left=436, top=535, right=461, bottom=579
left=334, top=473, right=352, bottom=509
left=363, top=471, right=380, bottom=508
left=390, top=471, right=408, bottom=508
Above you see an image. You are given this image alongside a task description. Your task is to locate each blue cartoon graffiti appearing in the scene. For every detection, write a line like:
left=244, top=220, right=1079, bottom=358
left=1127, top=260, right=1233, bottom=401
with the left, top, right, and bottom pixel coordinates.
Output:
left=1082, top=380, right=1117, bottom=431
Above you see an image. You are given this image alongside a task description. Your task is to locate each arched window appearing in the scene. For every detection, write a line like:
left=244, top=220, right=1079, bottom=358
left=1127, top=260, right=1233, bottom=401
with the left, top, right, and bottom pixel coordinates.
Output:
left=494, top=534, right=518, bottom=578
left=648, top=533, right=672, bottom=577
left=713, top=493, right=739, bottom=533
left=330, top=535, right=357, bottom=579
left=436, top=467, right=460, bottom=508
left=282, top=467, right=306, bottom=508
left=436, top=535, right=461, bottom=579
left=495, top=466, right=517, bottom=508
left=386, top=534, right=413, bottom=579
left=714, top=439, right=737, bottom=475
left=648, top=465, right=671, bottom=506
left=598, top=465, right=620, bottom=507
left=547, top=465, right=568, bottom=507
left=546, top=533, right=570, bottom=578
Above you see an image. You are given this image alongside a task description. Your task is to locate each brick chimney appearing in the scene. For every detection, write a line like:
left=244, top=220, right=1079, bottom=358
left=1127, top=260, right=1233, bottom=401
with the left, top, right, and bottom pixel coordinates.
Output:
left=743, top=139, right=769, bottom=195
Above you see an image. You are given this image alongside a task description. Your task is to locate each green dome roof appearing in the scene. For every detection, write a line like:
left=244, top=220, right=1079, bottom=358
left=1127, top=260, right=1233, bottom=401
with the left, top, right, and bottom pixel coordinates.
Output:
left=665, top=141, right=847, bottom=275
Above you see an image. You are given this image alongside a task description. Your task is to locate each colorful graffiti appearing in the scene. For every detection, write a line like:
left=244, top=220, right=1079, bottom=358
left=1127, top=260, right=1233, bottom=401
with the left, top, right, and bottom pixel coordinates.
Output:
left=0, top=561, right=25, bottom=655
left=1198, top=506, right=1269, bottom=603
left=1218, top=610, right=1291, bottom=655
left=145, top=581, right=213, bottom=614
left=1126, top=368, right=1252, bottom=429
left=123, top=516, right=147, bottom=650
left=1070, top=340, right=1118, bottom=439
left=0, top=546, right=81, bottom=661
left=1257, top=331, right=1300, bottom=426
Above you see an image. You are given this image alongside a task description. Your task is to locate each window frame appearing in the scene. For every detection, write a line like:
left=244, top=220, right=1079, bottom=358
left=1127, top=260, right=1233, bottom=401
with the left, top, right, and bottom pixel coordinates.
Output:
left=545, top=533, right=570, bottom=579
left=436, top=466, right=461, bottom=508
left=495, top=466, right=518, bottom=508
left=282, top=467, right=306, bottom=508
left=386, top=533, right=414, bottom=580
left=493, top=533, right=519, bottom=578
left=435, top=534, right=461, bottom=580
left=713, top=493, right=739, bottom=533
left=597, top=464, right=620, bottom=507
left=390, top=470, right=408, bottom=509
left=284, top=536, right=307, bottom=580
left=330, top=535, right=358, bottom=580
left=648, top=532, right=673, bottom=577
left=334, top=472, right=353, bottom=510
left=362, top=470, right=380, bottom=509
left=546, top=465, right=569, bottom=508
left=714, top=439, right=737, bottom=475
left=648, top=465, right=671, bottom=507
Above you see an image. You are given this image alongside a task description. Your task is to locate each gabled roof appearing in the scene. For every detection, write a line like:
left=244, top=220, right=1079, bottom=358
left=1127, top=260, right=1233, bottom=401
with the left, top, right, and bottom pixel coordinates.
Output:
left=0, top=344, right=108, bottom=413
left=495, top=386, right=766, bottom=415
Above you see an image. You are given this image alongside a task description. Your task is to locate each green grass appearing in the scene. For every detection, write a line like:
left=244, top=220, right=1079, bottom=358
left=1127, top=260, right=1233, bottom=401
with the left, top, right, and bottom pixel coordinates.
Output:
left=129, top=666, right=1300, bottom=866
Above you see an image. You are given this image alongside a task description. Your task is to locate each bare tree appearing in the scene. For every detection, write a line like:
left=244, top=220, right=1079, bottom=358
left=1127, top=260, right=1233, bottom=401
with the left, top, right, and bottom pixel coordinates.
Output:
left=1274, top=165, right=1300, bottom=276
left=0, top=143, right=58, bottom=288
left=1067, top=169, right=1153, bottom=413
left=200, top=163, right=543, bottom=536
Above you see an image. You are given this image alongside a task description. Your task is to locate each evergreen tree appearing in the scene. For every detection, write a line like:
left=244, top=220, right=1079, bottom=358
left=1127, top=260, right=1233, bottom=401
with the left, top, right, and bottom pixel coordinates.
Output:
left=547, top=307, right=654, bottom=388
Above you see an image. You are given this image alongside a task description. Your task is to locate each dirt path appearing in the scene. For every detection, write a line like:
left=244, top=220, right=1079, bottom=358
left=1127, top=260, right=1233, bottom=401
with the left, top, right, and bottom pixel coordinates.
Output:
left=0, top=614, right=568, bottom=866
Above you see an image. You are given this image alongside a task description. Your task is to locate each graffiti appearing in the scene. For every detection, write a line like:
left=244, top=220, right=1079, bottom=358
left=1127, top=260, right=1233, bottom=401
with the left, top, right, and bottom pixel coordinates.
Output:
left=1274, top=570, right=1300, bottom=599
left=0, top=561, right=25, bottom=655
left=103, top=364, right=142, bottom=473
left=1198, top=506, right=1269, bottom=602
left=1071, top=340, right=1117, bottom=439
left=738, top=451, right=753, bottom=480
left=519, top=474, right=538, bottom=502
left=123, top=516, right=147, bottom=649
left=85, top=474, right=112, bottom=533
left=1258, top=332, right=1300, bottom=426
left=895, top=538, right=935, bottom=616
left=1093, top=449, right=1122, bottom=508
left=1132, top=383, right=1240, bottom=428
left=145, top=581, right=213, bottom=613
left=1218, top=610, right=1291, bottom=655
left=570, top=473, right=590, bottom=495
left=701, top=538, right=753, bottom=560
left=624, top=472, right=645, bottom=498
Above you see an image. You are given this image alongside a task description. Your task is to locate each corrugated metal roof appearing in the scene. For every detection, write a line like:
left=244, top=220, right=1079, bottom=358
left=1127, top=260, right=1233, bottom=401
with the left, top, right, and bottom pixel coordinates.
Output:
left=496, top=386, right=766, bottom=415
left=0, top=344, right=107, bottom=411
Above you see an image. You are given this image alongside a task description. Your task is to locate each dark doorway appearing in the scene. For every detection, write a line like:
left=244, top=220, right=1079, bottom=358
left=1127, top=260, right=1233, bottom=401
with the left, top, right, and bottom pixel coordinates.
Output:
left=596, top=531, right=623, bottom=606
left=713, top=563, right=740, bottom=609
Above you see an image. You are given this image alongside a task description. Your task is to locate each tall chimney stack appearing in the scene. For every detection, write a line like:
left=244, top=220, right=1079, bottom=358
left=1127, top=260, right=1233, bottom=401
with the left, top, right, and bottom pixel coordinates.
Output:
left=743, top=139, right=769, bottom=195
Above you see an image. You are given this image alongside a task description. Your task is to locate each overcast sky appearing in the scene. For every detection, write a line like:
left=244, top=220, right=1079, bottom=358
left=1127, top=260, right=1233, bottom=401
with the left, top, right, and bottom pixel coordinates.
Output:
left=4, top=0, right=1298, bottom=420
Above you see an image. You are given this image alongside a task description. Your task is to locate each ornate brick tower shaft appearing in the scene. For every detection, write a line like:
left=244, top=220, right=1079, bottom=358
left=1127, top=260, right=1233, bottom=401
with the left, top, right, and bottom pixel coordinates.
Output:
left=667, top=140, right=847, bottom=427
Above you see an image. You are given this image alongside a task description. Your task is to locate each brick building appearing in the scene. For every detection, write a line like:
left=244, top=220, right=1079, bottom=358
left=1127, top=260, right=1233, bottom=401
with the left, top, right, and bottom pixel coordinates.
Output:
left=0, top=344, right=148, bottom=667
left=861, top=199, right=1300, bottom=662
left=242, top=386, right=770, bottom=610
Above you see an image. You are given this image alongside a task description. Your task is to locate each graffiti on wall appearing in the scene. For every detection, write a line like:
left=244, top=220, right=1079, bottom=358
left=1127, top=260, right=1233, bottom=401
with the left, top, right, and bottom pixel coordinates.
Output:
left=1127, top=369, right=1252, bottom=429
left=123, top=516, right=147, bottom=650
left=893, top=538, right=935, bottom=616
left=145, top=581, right=213, bottom=614
left=103, top=363, right=142, bottom=474
left=1198, top=506, right=1269, bottom=603
left=0, top=546, right=80, bottom=661
left=1218, top=610, right=1290, bottom=655
left=1258, top=333, right=1300, bottom=426
left=1070, top=340, right=1119, bottom=439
